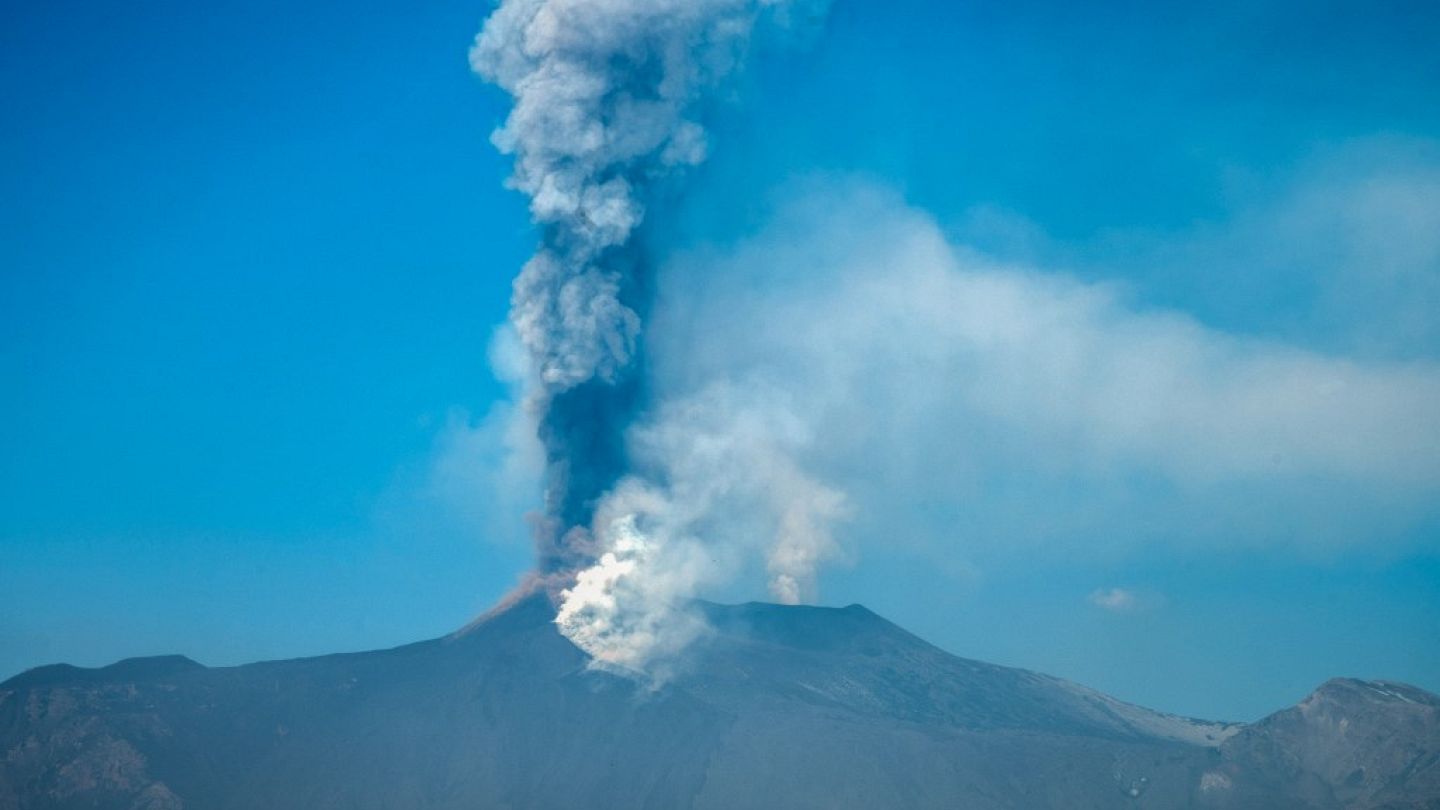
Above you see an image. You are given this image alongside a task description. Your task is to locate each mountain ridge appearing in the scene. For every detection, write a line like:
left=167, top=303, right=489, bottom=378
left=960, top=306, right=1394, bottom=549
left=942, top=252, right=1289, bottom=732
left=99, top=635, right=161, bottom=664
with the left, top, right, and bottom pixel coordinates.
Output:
left=2, top=595, right=1436, bottom=809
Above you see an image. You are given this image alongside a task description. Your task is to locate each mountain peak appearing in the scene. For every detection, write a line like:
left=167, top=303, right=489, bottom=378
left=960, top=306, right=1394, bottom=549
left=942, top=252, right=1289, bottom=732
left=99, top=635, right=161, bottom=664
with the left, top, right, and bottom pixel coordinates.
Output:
left=450, top=587, right=557, bottom=638
left=1306, top=677, right=1440, bottom=708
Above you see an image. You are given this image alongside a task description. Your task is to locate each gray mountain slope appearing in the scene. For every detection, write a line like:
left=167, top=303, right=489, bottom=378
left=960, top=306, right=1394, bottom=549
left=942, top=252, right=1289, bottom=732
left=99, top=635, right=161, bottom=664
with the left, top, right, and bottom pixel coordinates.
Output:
left=1, top=595, right=1435, bottom=809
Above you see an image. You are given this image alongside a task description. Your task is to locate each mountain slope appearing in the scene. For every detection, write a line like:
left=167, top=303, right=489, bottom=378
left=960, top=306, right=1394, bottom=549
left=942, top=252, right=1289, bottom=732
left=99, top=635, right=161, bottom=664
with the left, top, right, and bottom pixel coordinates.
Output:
left=1217, top=678, right=1440, bottom=809
left=1, top=595, right=1435, bottom=809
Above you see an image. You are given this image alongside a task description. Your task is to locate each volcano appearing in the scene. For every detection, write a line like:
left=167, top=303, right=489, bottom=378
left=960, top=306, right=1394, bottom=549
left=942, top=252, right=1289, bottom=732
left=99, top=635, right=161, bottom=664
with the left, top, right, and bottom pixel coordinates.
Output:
left=2, top=595, right=1436, bottom=809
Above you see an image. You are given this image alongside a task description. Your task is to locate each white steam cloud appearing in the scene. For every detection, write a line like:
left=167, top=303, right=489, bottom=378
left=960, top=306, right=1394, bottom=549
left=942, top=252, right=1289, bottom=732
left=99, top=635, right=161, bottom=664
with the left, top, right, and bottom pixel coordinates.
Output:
left=555, top=383, right=847, bottom=675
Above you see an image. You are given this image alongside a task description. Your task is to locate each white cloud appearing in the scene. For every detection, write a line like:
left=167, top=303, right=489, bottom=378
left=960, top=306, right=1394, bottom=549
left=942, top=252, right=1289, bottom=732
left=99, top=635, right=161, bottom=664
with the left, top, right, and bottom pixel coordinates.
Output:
left=1087, top=587, right=1164, bottom=613
left=966, top=136, right=1440, bottom=360
left=1088, top=588, right=1139, bottom=612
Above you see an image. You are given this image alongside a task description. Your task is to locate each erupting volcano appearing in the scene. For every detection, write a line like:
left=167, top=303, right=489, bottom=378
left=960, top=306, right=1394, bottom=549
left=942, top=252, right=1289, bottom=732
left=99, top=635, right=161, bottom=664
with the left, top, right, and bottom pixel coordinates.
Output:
left=6, top=0, right=1439, bottom=808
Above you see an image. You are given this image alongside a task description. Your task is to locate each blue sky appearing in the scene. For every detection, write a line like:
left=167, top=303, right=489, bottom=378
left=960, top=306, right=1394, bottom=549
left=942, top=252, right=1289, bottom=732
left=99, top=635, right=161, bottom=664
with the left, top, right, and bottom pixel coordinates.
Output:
left=3, top=0, right=1438, bottom=721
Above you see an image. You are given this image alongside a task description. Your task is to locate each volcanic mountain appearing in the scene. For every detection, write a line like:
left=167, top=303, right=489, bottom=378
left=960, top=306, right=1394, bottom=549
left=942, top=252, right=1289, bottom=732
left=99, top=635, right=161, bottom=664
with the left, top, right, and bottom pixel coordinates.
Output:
left=2, top=594, right=1436, bottom=809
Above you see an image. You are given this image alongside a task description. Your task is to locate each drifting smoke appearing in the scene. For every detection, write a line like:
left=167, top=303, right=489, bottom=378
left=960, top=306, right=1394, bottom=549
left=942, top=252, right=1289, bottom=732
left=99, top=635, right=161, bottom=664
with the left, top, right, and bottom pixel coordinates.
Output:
left=472, top=0, right=835, bottom=674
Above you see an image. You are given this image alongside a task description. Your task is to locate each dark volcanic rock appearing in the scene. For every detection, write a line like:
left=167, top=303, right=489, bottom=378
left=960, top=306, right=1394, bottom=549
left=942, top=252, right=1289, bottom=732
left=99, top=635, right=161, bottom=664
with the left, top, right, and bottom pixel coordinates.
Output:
left=0, top=596, right=1434, bottom=809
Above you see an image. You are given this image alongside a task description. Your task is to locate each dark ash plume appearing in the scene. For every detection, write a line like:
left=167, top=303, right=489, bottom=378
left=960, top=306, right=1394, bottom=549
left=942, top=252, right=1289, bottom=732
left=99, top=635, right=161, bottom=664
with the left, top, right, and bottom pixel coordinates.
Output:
left=472, top=0, right=818, bottom=569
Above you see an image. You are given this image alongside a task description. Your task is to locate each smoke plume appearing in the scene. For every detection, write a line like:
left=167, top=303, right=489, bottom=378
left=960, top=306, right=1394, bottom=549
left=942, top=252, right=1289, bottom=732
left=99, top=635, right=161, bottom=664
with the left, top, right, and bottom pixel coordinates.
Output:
left=554, top=382, right=848, bottom=674
left=473, top=0, right=835, bottom=673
